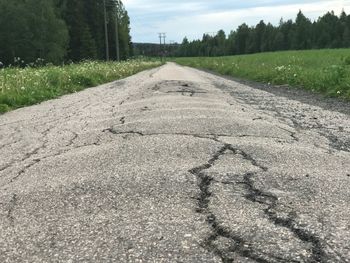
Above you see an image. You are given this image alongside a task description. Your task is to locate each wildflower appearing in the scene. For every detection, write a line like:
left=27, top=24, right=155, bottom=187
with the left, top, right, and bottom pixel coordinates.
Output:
left=275, top=65, right=286, bottom=71
left=20, top=86, right=25, bottom=90
left=337, top=91, right=341, bottom=94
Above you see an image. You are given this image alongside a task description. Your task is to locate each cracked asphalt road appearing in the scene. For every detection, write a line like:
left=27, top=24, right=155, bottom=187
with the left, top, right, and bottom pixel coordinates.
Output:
left=0, top=62, right=349, bottom=262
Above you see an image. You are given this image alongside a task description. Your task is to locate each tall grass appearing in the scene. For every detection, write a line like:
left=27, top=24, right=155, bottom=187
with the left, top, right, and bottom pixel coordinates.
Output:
left=174, top=49, right=350, bottom=100
left=0, top=60, right=162, bottom=113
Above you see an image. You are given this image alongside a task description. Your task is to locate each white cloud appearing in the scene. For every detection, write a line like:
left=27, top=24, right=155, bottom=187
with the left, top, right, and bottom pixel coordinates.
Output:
left=124, top=0, right=350, bottom=43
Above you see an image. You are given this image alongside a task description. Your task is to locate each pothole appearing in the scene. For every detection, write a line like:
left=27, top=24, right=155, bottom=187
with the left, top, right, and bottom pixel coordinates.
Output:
left=152, top=80, right=207, bottom=97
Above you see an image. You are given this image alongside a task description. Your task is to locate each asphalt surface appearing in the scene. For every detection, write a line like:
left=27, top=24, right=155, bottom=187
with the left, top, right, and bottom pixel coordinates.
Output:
left=0, top=62, right=349, bottom=262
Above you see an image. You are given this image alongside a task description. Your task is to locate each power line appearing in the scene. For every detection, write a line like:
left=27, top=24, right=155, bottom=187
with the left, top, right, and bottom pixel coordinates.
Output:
left=158, top=33, right=166, bottom=45
left=158, top=33, right=163, bottom=46
left=158, top=33, right=166, bottom=60
left=162, top=33, right=166, bottom=45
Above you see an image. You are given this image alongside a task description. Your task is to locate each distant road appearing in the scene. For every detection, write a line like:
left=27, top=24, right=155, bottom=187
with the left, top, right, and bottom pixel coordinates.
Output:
left=0, top=63, right=349, bottom=262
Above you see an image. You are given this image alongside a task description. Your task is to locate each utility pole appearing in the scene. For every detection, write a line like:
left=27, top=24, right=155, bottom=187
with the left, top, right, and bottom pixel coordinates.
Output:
left=158, top=33, right=166, bottom=60
left=162, top=33, right=166, bottom=45
left=162, top=33, right=166, bottom=59
left=158, top=33, right=164, bottom=61
left=158, top=33, right=163, bottom=47
left=103, top=0, right=110, bottom=61
left=115, top=2, right=120, bottom=61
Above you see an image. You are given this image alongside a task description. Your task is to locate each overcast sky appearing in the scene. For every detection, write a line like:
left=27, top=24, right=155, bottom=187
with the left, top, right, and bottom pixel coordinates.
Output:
left=123, top=0, right=350, bottom=43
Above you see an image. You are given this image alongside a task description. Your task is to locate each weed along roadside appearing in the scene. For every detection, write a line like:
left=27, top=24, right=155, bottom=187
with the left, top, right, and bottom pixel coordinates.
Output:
left=0, top=60, right=162, bottom=114
left=173, top=49, right=350, bottom=101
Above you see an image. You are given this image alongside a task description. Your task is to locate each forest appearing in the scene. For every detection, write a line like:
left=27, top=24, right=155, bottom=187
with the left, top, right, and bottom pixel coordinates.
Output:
left=0, top=0, right=132, bottom=66
left=150, top=10, right=350, bottom=57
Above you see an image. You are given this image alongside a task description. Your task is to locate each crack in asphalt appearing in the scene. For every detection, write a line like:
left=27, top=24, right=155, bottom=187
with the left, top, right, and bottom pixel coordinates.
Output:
left=0, top=146, right=43, bottom=173
left=152, top=80, right=209, bottom=97
left=120, top=117, right=126, bottom=125
left=188, top=144, right=327, bottom=263
left=1, top=129, right=82, bottom=181
left=102, top=128, right=221, bottom=141
left=166, top=90, right=207, bottom=97
left=66, top=132, right=79, bottom=147
left=10, top=159, right=41, bottom=183
left=0, top=123, right=65, bottom=176
left=103, top=128, right=144, bottom=137
left=1, top=134, right=104, bottom=185
left=217, top=83, right=349, bottom=153
left=279, top=127, right=300, bottom=142
left=101, top=129, right=293, bottom=143
left=3, top=142, right=101, bottom=186
left=0, top=140, right=19, bottom=151
left=189, top=144, right=274, bottom=262
left=7, top=194, right=17, bottom=227
left=119, top=97, right=130, bottom=106
left=243, top=173, right=326, bottom=262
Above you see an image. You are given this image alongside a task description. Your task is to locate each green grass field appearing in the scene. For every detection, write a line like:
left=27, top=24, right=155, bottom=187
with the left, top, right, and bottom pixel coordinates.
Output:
left=0, top=60, right=162, bottom=113
left=174, top=49, right=350, bottom=100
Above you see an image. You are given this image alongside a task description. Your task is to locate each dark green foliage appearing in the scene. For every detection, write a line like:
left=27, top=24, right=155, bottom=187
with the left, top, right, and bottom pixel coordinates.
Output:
left=0, top=104, right=10, bottom=114
left=62, top=0, right=132, bottom=61
left=0, top=0, right=69, bottom=65
left=173, top=10, right=350, bottom=57
left=0, top=0, right=132, bottom=66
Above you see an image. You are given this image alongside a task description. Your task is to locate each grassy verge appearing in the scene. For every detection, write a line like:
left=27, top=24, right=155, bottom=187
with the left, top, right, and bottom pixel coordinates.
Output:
left=0, top=60, right=162, bottom=113
left=174, top=49, right=350, bottom=100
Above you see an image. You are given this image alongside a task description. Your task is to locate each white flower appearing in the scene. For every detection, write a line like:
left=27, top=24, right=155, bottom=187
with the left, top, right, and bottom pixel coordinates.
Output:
left=276, top=66, right=285, bottom=71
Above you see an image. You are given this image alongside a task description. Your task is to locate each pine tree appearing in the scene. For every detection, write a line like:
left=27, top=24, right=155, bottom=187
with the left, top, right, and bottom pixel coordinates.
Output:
left=343, top=26, right=350, bottom=47
left=0, top=0, right=68, bottom=65
left=293, top=10, right=312, bottom=50
left=235, top=23, right=250, bottom=54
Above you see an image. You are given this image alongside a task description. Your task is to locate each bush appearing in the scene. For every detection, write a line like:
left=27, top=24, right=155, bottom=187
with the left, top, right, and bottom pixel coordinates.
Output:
left=0, top=104, right=10, bottom=113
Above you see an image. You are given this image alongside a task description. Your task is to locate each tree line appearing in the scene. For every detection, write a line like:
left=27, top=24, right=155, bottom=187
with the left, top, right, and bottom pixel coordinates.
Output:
left=173, top=10, right=350, bottom=57
left=0, top=0, right=132, bottom=66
